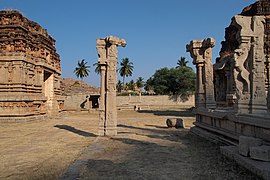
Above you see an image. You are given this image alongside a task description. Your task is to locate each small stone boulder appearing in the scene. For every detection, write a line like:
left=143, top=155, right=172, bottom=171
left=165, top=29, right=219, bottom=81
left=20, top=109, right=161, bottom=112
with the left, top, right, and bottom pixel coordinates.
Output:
left=166, top=118, right=185, bottom=128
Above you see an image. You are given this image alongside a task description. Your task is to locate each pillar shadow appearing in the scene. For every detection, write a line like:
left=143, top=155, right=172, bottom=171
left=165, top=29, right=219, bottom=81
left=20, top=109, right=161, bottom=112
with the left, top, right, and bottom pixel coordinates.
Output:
left=54, top=125, right=97, bottom=137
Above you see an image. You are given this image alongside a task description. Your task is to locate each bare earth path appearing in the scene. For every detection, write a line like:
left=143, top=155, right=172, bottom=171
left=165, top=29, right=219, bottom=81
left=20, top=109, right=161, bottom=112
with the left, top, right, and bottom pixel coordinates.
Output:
left=66, top=110, right=259, bottom=180
left=0, top=109, right=260, bottom=179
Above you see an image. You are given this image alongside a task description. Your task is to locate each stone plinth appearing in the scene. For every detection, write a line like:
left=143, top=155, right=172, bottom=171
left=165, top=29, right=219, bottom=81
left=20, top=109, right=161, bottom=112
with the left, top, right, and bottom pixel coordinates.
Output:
left=0, top=10, right=63, bottom=120
left=250, top=146, right=270, bottom=162
left=239, top=136, right=263, bottom=157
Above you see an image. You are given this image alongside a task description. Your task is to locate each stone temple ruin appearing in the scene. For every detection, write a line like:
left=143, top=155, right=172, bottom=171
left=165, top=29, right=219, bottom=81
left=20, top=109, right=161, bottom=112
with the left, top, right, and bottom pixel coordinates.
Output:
left=0, top=10, right=63, bottom=120
left=96, top=36, right=126, bottom=136
left=187, top=1, right=270, bottom=178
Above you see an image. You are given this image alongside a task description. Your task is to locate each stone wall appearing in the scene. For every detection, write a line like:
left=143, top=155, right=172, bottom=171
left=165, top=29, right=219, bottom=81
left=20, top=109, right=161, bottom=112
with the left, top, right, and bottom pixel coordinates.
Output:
left=117, top=95, right=194, bottom=110
left=63, top=94, right=90, bottom=111
left=63, top=94, right=195, bottom=111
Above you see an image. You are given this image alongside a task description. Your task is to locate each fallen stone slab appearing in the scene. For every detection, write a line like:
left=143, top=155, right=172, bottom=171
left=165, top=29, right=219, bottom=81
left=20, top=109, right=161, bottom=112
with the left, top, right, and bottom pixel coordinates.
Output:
left=221, top=146, right=270, bottom=180
left=250, top=146, right=270, bottom=162
left=166, top=118, right=185, bottom=128
left=239, top=136, right=263, bottom=157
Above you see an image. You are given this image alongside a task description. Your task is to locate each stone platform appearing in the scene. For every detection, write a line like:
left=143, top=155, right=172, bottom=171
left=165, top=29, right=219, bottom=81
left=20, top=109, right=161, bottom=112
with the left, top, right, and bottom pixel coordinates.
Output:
left=220, top=146, right=270, bottom=180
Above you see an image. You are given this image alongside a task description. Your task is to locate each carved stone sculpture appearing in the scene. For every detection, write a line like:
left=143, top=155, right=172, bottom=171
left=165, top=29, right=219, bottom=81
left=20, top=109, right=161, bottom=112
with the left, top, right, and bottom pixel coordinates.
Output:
left=96, top=36, right=126, bottom=136
left=187, top=2, right=270, bottom=171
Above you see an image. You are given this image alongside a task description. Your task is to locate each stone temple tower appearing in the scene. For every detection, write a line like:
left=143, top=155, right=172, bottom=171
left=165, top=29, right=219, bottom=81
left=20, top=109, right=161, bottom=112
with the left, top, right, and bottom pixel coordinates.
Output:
left=0, top=10, right=63, bottom=121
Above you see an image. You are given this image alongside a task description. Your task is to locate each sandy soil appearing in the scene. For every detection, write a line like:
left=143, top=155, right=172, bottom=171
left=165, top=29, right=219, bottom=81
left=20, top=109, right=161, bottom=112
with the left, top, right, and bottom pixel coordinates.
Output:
left=0, top=111, right=99, bottom=180
left=0, top=109, right=261, bottom=180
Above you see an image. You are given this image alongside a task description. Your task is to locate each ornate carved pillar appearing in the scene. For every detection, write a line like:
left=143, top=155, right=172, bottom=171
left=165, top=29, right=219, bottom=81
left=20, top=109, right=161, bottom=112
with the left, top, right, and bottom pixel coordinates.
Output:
left=186, top=38, right=216, bottom=109
left=267, top=56, right=270, bottom=111
left=96, top=38, right=107, bottom=136
left=232, top=15, right=267, bottom=114
left=96, top=36, right=126, bottom=136
left=99, top=65, right=106, bottom=135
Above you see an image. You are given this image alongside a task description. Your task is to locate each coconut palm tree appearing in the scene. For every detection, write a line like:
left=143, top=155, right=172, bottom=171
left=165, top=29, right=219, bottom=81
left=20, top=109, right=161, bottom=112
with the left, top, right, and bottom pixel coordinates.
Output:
left=116, top=80, right=123, bottom=93
left=93, top=62, right=101, bottom=75
left=119, top=57, right=134, bottom=87
left=136, top=77, right=144, bottom=91
left=176, top=57, right=188, bottom=68
left=128, top=80, right=136, bottom=91
left=73, top=59, right=90, bottom=85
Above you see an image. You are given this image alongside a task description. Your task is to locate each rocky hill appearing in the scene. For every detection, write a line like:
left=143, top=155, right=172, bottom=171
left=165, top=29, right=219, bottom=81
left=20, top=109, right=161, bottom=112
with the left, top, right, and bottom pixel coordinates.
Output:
left=61, top=78, right=100, bottom=95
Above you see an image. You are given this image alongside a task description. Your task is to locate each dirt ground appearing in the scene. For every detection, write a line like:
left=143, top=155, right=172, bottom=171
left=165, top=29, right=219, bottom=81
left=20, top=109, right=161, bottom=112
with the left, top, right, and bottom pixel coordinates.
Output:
left=0, top=108, right=261, bottom=180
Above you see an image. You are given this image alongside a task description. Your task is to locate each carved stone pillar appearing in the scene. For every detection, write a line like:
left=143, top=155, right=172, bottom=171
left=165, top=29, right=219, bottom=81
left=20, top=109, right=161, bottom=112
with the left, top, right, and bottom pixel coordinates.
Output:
left=196, top=63, right=205, bottom=108
left=186, top=38, right=216, bottom=109
left=267, top=56, right=270, bottom=111
left=232, top=15, right=267, bottom=114
left=96, top=36, right=126, bottom=136
left=99, top=65, right=106, bottom=135
left=267, top=86, right=270, bottom=112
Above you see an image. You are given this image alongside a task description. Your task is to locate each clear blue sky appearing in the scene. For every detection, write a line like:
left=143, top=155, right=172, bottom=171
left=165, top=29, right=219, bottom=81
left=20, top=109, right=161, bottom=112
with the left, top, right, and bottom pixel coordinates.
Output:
left=1, top=0, right=256, bottom=87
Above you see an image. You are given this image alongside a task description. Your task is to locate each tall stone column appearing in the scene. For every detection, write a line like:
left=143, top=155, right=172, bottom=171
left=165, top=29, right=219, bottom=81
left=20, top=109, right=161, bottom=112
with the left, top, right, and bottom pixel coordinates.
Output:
left=99, top=65, right=106, bottom=135
left=267, top=56, right=270, bottom=111
left=267, top=86, right=270, bottom=112
left=96, top=36, right=126, bottom=136
left=96, top=38, right=107, bottom=136
left=186, top=38, right=216, bottom=109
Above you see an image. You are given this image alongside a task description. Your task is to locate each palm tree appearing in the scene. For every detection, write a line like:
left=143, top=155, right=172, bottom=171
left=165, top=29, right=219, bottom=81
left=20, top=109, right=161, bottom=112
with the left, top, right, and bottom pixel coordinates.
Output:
left=136, top=77, right=144, bottom=91
left=128, top=80, right=136, bottom=91
left=73, top=59, right=90, bottom=85
left=116, top=80, right=123, bottom=93
left=176, top=57, right=188, bottom=68
left=119, top=57, right=134, bottom=87
left=93, top=62, right=101, bottom=74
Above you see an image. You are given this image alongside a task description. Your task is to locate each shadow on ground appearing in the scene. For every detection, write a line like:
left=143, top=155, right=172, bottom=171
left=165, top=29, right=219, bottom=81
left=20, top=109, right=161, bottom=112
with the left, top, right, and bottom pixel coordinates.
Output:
left=137, top=109, right=195, bottom=117
left=54, top=125, right=97, bottom=137
left=79, top=124, right=261, bottom=180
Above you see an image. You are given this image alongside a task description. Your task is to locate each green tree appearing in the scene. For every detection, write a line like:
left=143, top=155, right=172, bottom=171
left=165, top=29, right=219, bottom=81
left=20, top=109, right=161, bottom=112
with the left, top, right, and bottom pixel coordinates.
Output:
left=93, top=62, right=101, bottom=75
left=145, top=66, right=195, bottom=99
left=176, top=57, right=188, bottom=68
left=73, top=59, right=90, bottom=85
left=119, top=58, right=134, bottom=87
left=136, top=77, right=144, bottom=92
left=116, top=80, right=123, bottom=93
left=128, top=80, right=136, bottom=91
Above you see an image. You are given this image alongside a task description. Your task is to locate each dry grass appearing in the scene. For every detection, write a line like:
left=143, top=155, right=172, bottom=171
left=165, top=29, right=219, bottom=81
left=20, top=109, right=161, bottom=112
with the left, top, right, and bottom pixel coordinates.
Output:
left=0, top=108, right=261, bottom=179
left=0, top=111, right=99, bottom=180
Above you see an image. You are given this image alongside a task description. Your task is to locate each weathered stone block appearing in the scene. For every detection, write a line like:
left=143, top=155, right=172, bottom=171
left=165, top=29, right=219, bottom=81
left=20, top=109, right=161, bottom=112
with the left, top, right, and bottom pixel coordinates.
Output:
left=250, top=146, right=270, bottom=162
left=166, top=118, right=185, bottom=128
left=239, top=136, right=263, bottom=157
